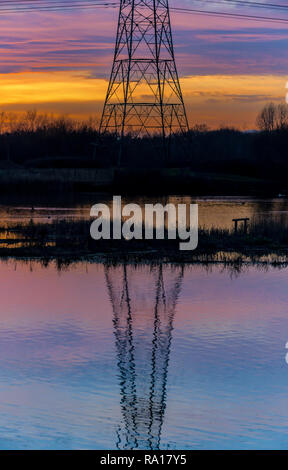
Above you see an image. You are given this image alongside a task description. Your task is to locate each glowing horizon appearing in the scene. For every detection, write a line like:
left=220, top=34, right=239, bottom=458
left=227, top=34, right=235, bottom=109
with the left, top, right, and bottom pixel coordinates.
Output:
left=0, top=71, right=285, bottom=129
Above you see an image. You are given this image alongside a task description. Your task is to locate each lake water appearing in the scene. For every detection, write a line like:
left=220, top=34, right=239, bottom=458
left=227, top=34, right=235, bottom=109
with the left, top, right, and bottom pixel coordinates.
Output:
left=1, top=259, right=288, bottom=450
left=1, top=196, right=288, bottom=229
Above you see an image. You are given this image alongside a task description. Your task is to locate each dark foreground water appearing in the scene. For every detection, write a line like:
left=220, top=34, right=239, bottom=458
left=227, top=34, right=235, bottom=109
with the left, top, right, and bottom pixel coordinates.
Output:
left=0, top=260, right=288, bottom=450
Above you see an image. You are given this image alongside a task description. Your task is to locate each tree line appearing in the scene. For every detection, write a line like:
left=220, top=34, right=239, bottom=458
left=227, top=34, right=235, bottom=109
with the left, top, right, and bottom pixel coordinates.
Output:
left=0, top=104, right=287, bottom=184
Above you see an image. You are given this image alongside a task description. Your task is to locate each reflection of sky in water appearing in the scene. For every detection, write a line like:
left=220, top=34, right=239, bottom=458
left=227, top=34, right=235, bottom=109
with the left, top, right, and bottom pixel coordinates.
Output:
left=0, top=261, right=288, bottom=449
left=1, top=197, right=288, bottom=230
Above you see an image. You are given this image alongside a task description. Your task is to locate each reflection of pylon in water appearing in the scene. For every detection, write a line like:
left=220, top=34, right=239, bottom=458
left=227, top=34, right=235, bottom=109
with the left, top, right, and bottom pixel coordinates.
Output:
left=105, top=263, right=184, bottom=450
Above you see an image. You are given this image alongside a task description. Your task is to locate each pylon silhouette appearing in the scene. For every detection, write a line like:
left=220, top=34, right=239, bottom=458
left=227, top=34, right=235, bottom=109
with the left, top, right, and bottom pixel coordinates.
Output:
left=99, top=0, right=189, bottom=163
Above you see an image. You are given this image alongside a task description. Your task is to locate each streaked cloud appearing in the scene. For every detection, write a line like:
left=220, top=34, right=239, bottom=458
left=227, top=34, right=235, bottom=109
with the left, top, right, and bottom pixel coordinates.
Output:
left=0, top=3, right=286, bottom=127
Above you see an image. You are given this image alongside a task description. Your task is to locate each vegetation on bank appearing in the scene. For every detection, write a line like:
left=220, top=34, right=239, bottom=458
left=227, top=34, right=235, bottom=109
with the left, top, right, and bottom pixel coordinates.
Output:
left=0, top=167, right=280, bottom=195
left=0, top=103, right=286, bottom=169
left=0, top=216, right=288, bottom=264
left=0, top=103, right=286, bottom=193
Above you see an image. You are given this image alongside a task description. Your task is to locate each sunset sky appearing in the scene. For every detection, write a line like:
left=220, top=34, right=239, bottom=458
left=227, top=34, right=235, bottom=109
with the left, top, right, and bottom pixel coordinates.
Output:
left=0, top=0, right=287, bottom=128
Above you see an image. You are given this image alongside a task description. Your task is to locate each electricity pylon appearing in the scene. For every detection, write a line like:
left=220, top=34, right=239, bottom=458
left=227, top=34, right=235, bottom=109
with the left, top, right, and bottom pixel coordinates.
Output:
left=99, top=0, right=189, bottom=164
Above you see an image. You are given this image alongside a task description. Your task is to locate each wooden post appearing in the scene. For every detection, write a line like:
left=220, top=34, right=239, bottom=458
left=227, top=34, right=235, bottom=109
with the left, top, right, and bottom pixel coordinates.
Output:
left=232, top=218, right=250, bottom=234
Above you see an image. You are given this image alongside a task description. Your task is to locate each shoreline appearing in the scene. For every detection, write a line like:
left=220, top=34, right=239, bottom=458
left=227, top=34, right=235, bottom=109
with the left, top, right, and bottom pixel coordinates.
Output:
left=1, top=204, right=287, bottom=265
left=0, top=167, right=285, bottom=196
left=0, top=246, right=287, bottom=267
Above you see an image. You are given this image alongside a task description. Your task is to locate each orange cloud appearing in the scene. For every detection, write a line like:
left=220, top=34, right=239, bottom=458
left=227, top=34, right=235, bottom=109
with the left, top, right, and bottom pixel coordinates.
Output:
left=0, top=71, right=285, bottom=128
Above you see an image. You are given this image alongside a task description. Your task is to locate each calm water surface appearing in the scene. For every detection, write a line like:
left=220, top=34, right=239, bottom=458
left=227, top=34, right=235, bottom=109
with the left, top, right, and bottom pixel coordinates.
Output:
left=1, top=196, right=288, bottom=229
left=0, top=260, right=288, bottom=449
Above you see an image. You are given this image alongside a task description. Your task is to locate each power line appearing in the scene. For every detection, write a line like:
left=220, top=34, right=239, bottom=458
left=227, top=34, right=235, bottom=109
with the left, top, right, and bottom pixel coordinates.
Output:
left=0, top=0, right=287, bottom=10
left=0, top=0, right=286, bottom=26
left=0, top=0, right=117, bottom=8
left=0, top=0, right=112, bottom=5
left=0, top=1, right=118, bottom=13
left=171, top=5, right=288, bottom=24
left=185, top=0, right=288, bottom=12
left=0, top=0, right=110, bottom=3
left=0, top=0, right=288, bottom=12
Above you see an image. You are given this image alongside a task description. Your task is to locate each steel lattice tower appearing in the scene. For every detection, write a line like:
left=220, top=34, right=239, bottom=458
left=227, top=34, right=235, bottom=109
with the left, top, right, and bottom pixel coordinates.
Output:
left=99, top=0, right=189, bottom=161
